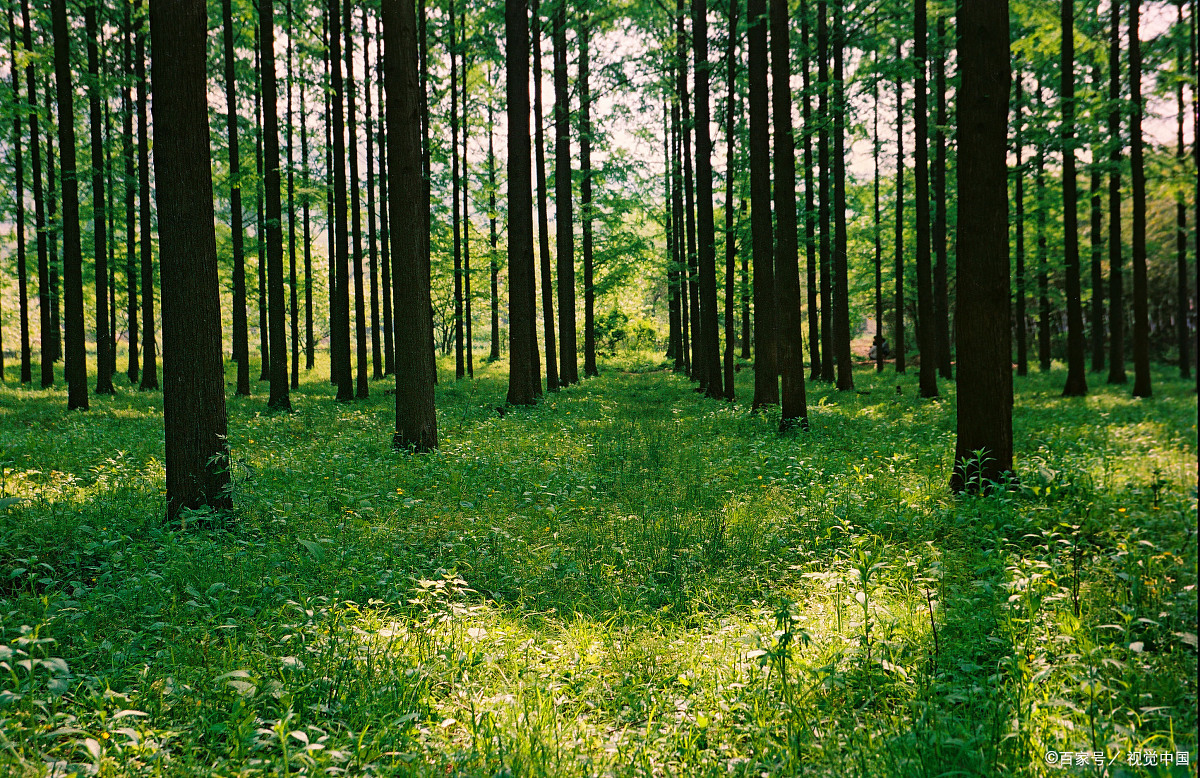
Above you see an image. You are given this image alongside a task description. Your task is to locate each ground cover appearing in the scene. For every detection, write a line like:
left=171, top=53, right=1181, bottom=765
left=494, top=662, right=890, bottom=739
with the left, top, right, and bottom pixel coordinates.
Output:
left=0, top=356, right=1196, bottom=776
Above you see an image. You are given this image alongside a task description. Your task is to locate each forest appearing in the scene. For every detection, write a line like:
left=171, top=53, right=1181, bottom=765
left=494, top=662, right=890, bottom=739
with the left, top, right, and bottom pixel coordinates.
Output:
left=0, top=0, right=1196, bottom=774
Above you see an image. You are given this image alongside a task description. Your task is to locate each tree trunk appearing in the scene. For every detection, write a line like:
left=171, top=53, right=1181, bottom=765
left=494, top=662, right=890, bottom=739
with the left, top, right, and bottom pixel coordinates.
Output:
left=581, top=15, right=598, bottom=379
left=801, top=0, right=819, bottom=379
left=1013, top=69, right=1028, bottom=377
left=46, top=79, right=61, bottom=366
left=1178, top=1, right=1191, bottom=380
left=748, top=0, right=776, bottom=408
left=672, top=73, right=691, bottom=374
left=951, top=0, right=1012, bottom=492
left=1061, top=0, right=1087, bottom=396
left=488, top=86, right=505, bottom=365
left=366, top=8, right=383, bottom=381
left=20, top=0, right=50, bottom=388
left=303, top=65, right=316, bottom=371
left=149, top=0, right=233, bottom=520
left=913, top=0, right=936, bottom=398
left=666, top=100, right=681, bottom=369
left=254, top=30, right=269, bottom=383
left=346, top=0, right=368, bottom=399
left=261, top=0, right=291, bottom=411
left=222, top=0, right=249, bottom=396
left=9, top=6, right=30, bottom=385
left=330, top=0, right=353, bottom=399
left=1089, top=63, right=1104, bottom=373
left=287, top=0, right=299, bottom=390
left=893, top=30, right=906, bottom=374
left=324, top=11, right=336, bottom=383
left=874, top=49, right=883, bottom=374
left=1107, top=0, right=1125, bottom=384
left=1128, top=0, right=1151, bottom=397
left=1035, top=81, right=1050, bottom=373
left=722, top=0, right=738, bottom=401
left=450, top=0, right=464, bottom=380
left=817, top=0, right=832, bottom=383
left=505, top=0, right=540, bottom=405
left=933, top=12, right=951, bottom=379
left=692, top=0, right=720, bottom=395
left=553, top=2, right=577, bottom=386
left=376, top=21, right=393, bottom=376
left=51, top=0, right=88, bottom=408
left=381, top=0, right=438, bottom=450
left=531, top=6, right=557, bottom=387
left=462, top=44, right=475, bottom=379
left=679, top=1, right=700, bottom=386
left=832, top=0, right=853, bottom=392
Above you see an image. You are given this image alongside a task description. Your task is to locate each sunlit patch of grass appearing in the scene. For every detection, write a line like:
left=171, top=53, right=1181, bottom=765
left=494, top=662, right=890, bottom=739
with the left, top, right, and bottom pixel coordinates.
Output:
left=0, top=357, right=1194, bottom=776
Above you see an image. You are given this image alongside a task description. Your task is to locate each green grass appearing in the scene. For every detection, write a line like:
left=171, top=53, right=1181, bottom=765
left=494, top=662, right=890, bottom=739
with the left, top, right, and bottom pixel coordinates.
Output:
left=0, top=354, right=1196, bottom=776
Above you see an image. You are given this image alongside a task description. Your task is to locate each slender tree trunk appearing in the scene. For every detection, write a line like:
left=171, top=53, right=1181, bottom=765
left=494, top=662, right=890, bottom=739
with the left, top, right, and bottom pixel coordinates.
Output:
left=1036, top=120, right=1050, bottom=373
left=672, top=74, right=691, bottom=373
left=303, top=69, right=315, bottom=371
left=1107, top=0, right=1125, bottom=385
left=287, top=0, right=299, bottom=390
left=874, top=51, right=883, bottom=374
left=223, top=0, right=249, bottom=396
left=488, top=89, right=505, bottom=365
left=462, top=46, right=475, bottom=379
left=330, top=0, right=353, bottom=398
left=1089, top=63, right=1104, bottom=373
left=420, top=0, right=435, bottom=384
left=722, top=0, right=739, bottom=401
left=9, top=6, right=30, bottom=385
left=324, top=11, right=336, bottom=383
left=20, top=0, right=50, bottom=388
left=366, top=8, right=383, bottom=381
left=748, top=0, right=777, bottom=408
left=122, top=11, right=140, bottom=384
left=772, top=0, right=808, bottom=422
left=1193, top=0, right=1199, bottom=388
left=1061, top=0, right=1087, bottom=396
left=1178, top=0, right=1191, bottom=380
left=381, top=0, right=438, bottom=450
left=450, top=0, right=464, bottom=379
left=254, top=31, right=269, bottom=383
left=817, top=0, right=833, bottom=383
left=531, top=6, right=557, bottom=388
left=914, top=0, right=937, bottom=398
left=893, top=31, right=906, bottom=373
left=832, top=0, right=852, bottom=391
left=933, top=12, right=951, bottom=379
left=679, top=0, right=700, bottom=386
left=951, top=0, right=1012, bottom=492
left=801, top=0, right=819, bottom=379
left=346, top=0, right=368, bottom=399
left=553, top=1, right=577, bottom=385
left=105, top=81, right=117, bottom=381
left=260, top=0, right=291, bottom=411
left=666, top=100, right=681, bottom=369
left=46, top=79, right=61, bottom=365
left=51, top=0, right=87, bottom=408
left=377, top=22, right=393, bottom=376
left=581, top=15, right=599, bottom=378
left=149, top=0, right=232, bottom=520
left=1014, top=69, right=1028, bottom=377
left=505, top=0, right=540, bottom=405
left=1128, top=0, right=1151, bottom=397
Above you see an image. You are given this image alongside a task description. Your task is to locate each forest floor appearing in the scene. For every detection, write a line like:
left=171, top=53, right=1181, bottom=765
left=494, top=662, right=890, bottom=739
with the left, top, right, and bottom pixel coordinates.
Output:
left=0, top=353, right=1196, bottom=777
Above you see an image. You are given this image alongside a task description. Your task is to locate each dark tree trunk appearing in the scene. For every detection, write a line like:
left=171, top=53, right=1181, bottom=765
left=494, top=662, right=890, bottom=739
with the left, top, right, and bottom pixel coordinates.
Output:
left=666, top=100, right=681, bottom=369
left=46, top=79, right=61, bottom=366
left=772, top=0, right=808, bottom=423
left=505, top=0, right=540, bottom=405
left=254, top=31, right=269, bottom=383
left=748, top=0, right=777, bottom=408
left=366, top=9, right=383, bottom=381
left=1013, top=69, right=1028, bottom=377
left=1128, top=0, right=1150, bottom=398
left=420, top=0, right=435, bottom=384
left=462, top=45, right=474, bottom=379
left=1178, top=1, right=1191, bottom=380
left=381, top=0, right=438, bottom=450
left=874, top=51, right=883, bottom=374
left=531, top=3, right=557, bottom=387
left=376, top=22, right=393, bottom=376
left=817, top=0, right=832, bottom=383
left=261, top=0, right=291, bottom=411
left=1036, top=83, right=1050, bottom=373
left=951, top=0, right=1012, bottom=493
left=346, top=0, right=368, bottom=399
left=801, top=0, right=819, bottom=379
left=450, top=0, right=464, bottom=380
left=672, top=76, right=691, bottom=373
left=552, top=2, right=577, bottom=386
left=20, top=0, right=50, bottom=388
left=105, top=85, right=117, bottom=382
left=222, top=0, right=249, bottom=396
left=149, top=0, right=232, bottom=520
left=287, top=0, right=299, bottom=390
left=324, top=11, right=335, bottom=382
left=488, top=89, right=504, bottom=365
left=9, top=6, right=30, bottom=385
left=303, top=66, right=316, bottom=371
left=832, top=0, right=852, bottom=392
left=51, top=0, right=87, bottom=408
left=1107, top=0, right=1125, bottom=384
left=1061, top=0, right=1087, bottom=397
left=679, top=1, right=700, bottom=386
left=914, top=0, right=936, bottom=398
left=722, top=0, right=738, bottom=401
left=330, top=0, right=353, bottom=399
left=581, top=15, right=598, bottom=379
left=893, top=30, right=906, bottom=374
left=693, top=0, right=720, bottom=395
left=933, top=12, right=951, bottom=379
left=1089, top=63, right=1104, bottom=373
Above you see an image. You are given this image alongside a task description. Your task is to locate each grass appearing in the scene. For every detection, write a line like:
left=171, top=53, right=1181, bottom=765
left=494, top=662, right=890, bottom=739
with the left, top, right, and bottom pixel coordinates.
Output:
left=0, top=352, right=1196, bottom=776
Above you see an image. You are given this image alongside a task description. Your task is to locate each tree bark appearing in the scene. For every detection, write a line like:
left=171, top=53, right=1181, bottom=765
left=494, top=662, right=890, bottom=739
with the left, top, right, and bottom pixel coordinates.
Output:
left=450, top=0, right=464, bottom=380
left=1061, top=0, right=1088, bottom=396
left=1089, top=63, right=1104, bottom=373
left=1013, top=69, right=1028, bottom=377
left=874, top=49, right=883, bottom=374
left=261, top=0, right=291, bottom=411
left=287, top=0, right=299, bottom=390
left=8, top=5, right=30, bottom=385
left=149, top=0, right=233, bottom=520
left=382, top=0, right=438, bottom=450
left=581, top=15, right=598, bottom=378
left=462, top=43, right=475, bottom=379
left=531, top=4, right=558, bottom=388
left=330, top=0, right=353, bottom=399
left=346, top=0, right=368, bottom=399
left=19, top=0, right=50, bottom=388
left=552, top=1, right=577, bottom=386
left=1178, top=0, right=1191, bottom=380
left=748, top=0, right=776, bottom=408
left=254, top=30, right=269, bottom=383
left=951, top=0, right=1012, bottom=493
left=801, top=0, right=819, bottom=379
left=692, top=0, right=720, bottom=395
left=1128, top=0, right=1150, bottom=397
left=366, top=8, right=383, bottom=381
left=817, top=0, right=833, bottom=382
left=222, top=0, right=249, bottom=396
left=893, top=30, right=905, bottom=374
left=488, top=86, right=505, bottom=365
left=303, top=63, right=316, bottom=371
left=376, top=21, right=393, bottom=376
left=913, top=0, right=936, bottom=398
left=46, top=78, right=61, bottom=366
left=722, top=0, right=738, bottom=401
left=832, top=0, right=852, bottom=392
left=1107, top=0, right=1125, bottom=384
left=933, top=12, right=951, bottom=379
left=679, top=1, right=700, bottom=386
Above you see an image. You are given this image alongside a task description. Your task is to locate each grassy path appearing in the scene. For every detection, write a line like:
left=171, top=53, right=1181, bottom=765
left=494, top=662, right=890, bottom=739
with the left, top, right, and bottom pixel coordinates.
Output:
left=1, top=357, right=1195, bottom=775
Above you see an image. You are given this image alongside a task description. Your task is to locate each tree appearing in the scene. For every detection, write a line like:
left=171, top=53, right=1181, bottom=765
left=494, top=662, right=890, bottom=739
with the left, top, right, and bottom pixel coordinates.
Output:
left=831, top=0, right=852, bottom=391
left=531, top=3, right=558, bottom=389
left=382, top=0, right=437, bottom=450
left=553, top=0, right=577, bottom=386
left=1128, top=0, right=1151, bottom=398
left=87, top=0, right=112, bottom=396
left=19, top=0, right=50, bottom=389
left=722, top=0, right=738, bottom=401
left=817, top=0, right=832, bottom=382
left=771, top=0, right=807, bottom=424
left=1060, top=0, right=1087, bottom=397
left=581, top=13, right=599, bottom=379
left=136, top=0, right=157, bottom=391
left=692, top=0, right=720, bottom=396
left=801, top=0, right=819, bottom=379
left=365, top=9, right=382, bottom=382
left=287, top=0, right=300, bottom=390
left=51, top=0, right=87, bottom=410
left=1177, top=0, right=1191, bottom=380
left=1106, top=0, right=1125, bottom=385
left=932, top=11, right=951, bottom=380
left=1013, top=67, right=1028, bottom=377
left=893, top=26, right=905, bottom=374
left=260, top=0, right=291, bottom=411
left=254, top=31, right=269, bottom=383
left=346, top=0, right=368, bottom=399
left=748, top=0, right=776, bottom=409
left=148, top=0, right=232, bottom=521
left=8, top=3, right=30, bottom=385
left=450, top=0, right=464, bottom=379
left=951, top=0, right=1012, bottom=493
left=222, top=0, right=250, bottom=397
left=1088, top=63, right=1104, bottom=373
left=506, top=0, right=540, bottom=406
left=330, top=0, right=353, bottom=400
left=913, top=0, right=936, bottom=398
